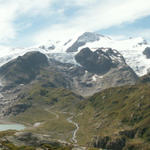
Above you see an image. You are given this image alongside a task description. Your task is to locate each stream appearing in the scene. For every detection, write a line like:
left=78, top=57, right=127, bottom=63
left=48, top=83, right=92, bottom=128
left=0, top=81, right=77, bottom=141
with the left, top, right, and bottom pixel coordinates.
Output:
left=67, top=116, right=79, bottom=144
left=40, top=108, right=80, bottom=144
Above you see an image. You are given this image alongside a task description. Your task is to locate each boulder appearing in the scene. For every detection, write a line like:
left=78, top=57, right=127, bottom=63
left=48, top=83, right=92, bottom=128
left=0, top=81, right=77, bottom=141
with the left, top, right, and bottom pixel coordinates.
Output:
left=143, top=47, right=150, bottom=58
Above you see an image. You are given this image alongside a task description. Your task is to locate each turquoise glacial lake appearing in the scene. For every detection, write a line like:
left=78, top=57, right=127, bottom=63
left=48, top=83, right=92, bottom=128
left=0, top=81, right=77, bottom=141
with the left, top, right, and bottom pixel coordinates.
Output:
left=0, top=124, right=25, bottom=131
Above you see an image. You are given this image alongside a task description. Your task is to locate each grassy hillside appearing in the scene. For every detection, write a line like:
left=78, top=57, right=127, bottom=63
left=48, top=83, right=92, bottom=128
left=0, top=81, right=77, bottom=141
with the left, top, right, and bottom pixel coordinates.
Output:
left=4, top=65, right=150, bottom=149
left=0, top=130, right=72, bottom=150
left=7, top=81, right=150, bottom=149
left=6, top=79, right=83, bottom=142
left=75, top=83, right=150, bottom=149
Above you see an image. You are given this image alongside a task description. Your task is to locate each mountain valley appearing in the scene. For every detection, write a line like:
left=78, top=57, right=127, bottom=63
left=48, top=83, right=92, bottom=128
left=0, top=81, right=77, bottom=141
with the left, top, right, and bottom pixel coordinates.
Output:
left=0, top=32, right=150, bottom=150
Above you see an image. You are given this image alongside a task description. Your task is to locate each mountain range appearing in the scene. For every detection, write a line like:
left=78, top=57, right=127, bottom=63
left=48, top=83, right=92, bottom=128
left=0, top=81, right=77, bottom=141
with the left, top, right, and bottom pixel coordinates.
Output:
left=0, top=32, right=150, bottom=76
left=0, top=32, right=150, bottom=150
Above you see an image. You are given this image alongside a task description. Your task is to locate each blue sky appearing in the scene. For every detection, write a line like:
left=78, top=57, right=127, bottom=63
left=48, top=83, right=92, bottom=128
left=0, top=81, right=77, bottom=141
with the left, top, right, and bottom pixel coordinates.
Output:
left=0, top=0, right=150, bottom=47
left=100, top=16, right=150, bottom=39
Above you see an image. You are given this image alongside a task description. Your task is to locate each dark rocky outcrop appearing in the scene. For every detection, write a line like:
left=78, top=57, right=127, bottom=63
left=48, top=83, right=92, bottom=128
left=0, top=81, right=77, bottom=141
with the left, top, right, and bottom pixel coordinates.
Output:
left=106, top=137, right=126, bottom=150
left=75, top=47, right=125, bottom=74
left=4, top=104, right=31, bottom=116
left=143, top=47, right=150, bottom=58
left=15, top=132, right=40, bottom=146
left=92, top=136, right=110, bottom=148
left=0, top=51, right=48, bottom=86
left=119, top=129, right=137, bottom=139
left=92, top=136, right=126, bottom=150
left=9, top=132, right=62, bottom=147
left=39, top=45, right=55, bottom=50
left=140, top=73, right=150, bottom=83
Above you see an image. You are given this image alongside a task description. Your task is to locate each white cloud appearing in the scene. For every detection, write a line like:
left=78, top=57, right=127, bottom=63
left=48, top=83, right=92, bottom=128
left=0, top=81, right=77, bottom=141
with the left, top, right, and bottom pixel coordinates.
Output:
left=1, top=0, right=150, bottom=45
left=33, top=0, right=150, bottom=43
left=62, top=0, right=99, bottom=7
left=15, top=0, right=55, bottom=16
left=0, top=2, right=17, bottom=42
left=0, top=0, right=55, bottom=43
left=33, top=24, right=84, bottom=44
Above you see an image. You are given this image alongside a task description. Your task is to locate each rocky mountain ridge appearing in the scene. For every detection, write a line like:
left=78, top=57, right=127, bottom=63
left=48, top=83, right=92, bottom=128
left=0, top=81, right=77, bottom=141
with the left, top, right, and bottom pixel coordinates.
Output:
left=0, top=48, right=138, bottom=97
left=0, top=32, right=150, bottom=76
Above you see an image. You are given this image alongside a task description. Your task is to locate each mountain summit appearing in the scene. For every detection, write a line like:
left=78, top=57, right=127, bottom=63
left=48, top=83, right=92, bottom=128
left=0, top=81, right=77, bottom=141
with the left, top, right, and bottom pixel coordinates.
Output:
left=0, top=32, right=150, bottom=76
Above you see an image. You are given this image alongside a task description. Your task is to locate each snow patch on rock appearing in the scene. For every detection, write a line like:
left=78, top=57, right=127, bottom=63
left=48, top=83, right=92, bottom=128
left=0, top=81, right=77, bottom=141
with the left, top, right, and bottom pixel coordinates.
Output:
left=0, top=32, right=150, bottom=76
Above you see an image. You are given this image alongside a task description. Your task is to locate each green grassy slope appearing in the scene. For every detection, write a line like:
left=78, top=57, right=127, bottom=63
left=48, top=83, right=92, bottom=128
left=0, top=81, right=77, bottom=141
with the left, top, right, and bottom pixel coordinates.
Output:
left=8, top=79, right=83, bottom=142
left=75, top=83, right=150, bottom=149
left=8, top=81, right=150, bottom=149
left=0, top=130, right=72, bottom=150
left=4, top=64, right=150, bottom=149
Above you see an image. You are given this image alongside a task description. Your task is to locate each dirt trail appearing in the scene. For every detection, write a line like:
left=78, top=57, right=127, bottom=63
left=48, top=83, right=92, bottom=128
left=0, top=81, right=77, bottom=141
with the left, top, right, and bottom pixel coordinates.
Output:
left=67, top=116, right=79, bottom=144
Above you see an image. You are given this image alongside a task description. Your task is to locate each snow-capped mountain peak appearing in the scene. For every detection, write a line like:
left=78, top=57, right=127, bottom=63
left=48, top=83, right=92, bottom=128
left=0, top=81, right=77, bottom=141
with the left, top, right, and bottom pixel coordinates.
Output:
left=77, top=32, right=102, bottom=43
left=0, top=32, right=150, bottom=76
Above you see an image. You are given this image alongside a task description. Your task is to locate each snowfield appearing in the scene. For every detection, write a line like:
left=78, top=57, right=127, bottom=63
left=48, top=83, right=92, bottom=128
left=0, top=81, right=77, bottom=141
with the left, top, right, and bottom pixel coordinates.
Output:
left=0, top=32, right=150, bottom=76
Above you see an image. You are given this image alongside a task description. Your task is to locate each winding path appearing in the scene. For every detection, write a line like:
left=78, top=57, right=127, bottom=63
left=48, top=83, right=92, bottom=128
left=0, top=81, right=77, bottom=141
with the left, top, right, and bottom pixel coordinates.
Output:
left=67, top=116, right=79, bottom=144
left=45, top=109, right=79, bottom=144
left=45, top=108, right=59, bottom=119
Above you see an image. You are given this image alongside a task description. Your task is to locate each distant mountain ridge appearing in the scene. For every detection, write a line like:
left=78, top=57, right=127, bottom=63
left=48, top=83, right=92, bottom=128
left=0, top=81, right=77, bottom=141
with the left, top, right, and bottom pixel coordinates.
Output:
left=0, top=33, right=150, bottom=150
left=0, top=32, right=150, bottom=76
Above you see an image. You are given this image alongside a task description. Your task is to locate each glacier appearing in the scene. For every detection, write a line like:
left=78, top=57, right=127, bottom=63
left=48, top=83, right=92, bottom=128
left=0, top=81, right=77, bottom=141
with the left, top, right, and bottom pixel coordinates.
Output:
left=0, top=32, right=150, bottom=76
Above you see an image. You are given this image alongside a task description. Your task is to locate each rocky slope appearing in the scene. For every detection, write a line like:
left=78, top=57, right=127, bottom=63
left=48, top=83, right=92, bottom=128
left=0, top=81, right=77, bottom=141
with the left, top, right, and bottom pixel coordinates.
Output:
left=0, top=51, right=48, bottom=87
left=0, top=49, right=138, bottom=97
left=73, top=47, right=138, bottom=96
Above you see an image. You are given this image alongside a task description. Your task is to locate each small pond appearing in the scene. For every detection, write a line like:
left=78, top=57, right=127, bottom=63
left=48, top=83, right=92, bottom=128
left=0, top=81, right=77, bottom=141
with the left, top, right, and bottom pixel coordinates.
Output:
left=0, top=124, right=25, bottom=131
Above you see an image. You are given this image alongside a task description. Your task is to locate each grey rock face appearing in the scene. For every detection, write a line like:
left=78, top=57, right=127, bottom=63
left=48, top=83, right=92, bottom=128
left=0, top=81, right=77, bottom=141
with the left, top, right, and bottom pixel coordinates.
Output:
left=39, top=45, right=55, bottom=50
left=67, top=32, right=101, bottom=52
left=92, top=136, right=110, bottom=148
left=0, top=49, right=138, bottom=97
left=140, top=73, right=150, bottom=83
left=75, top=47, right=125, bottom=74
left=0, top=51, right=48, bottom=86
left=70, top=47, right=138, bottom=96
left=70, top=64, right=138, bottom=96
left=119, top=129, right=137, bottom=139
left=92, top=136, right=126, bottom=150
left=45, top=50, right=138, bottom=96
left=138, top=39, right=147, bottom=45
left=106, top=137, right=126, bottom=150
left=143, top=47, right=150, bottom=58
left=4, top=104, right=31, bottom=116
